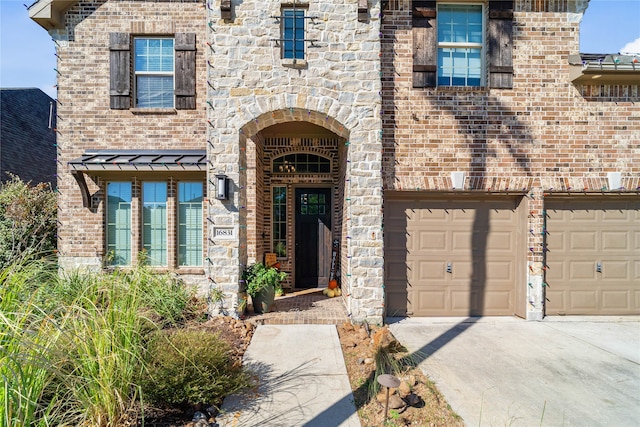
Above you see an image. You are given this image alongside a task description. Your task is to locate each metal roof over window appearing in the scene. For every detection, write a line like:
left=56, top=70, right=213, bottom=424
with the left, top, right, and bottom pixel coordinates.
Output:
left=69, top=150, right=206, bottom=172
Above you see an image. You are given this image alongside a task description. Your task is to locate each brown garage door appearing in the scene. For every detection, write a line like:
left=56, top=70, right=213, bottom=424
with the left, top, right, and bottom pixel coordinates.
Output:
left=545, top=197, right=640, bottom=315
left=384, top=195, right=525, bottom=317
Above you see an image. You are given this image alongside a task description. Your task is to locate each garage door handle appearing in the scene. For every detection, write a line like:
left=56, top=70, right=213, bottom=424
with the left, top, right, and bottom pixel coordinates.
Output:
left=446, top=262, right=452, bottom=273
left=596, top=262, right=602, bottom=273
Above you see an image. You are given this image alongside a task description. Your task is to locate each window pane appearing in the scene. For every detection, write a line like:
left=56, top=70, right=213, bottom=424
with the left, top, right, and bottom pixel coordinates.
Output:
left=135, top=39, right=174, bottom=72
left=178, top=182, right=203, bottom=266
left=273, top=153, right=331, bottom=174
left=272, top=187, right=287, bottom=257
left=283, top=9, right=305, bottom=59
left=137, top=76, right=174, bottom=108
left=106, top=182, right=131, bottom=266
left=438, top=47, right=482, bottom=87
left=143, top=182, right=167, bottom=266
left=438, top=5, right=482, bottom=44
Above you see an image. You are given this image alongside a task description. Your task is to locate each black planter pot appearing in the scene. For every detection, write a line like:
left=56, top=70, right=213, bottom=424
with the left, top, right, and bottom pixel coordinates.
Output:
left=251, top=286, right=275, bottom=314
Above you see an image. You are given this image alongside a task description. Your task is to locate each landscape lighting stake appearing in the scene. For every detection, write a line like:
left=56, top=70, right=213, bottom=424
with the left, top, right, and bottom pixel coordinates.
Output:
left=377, top=373, right=400, bottom=422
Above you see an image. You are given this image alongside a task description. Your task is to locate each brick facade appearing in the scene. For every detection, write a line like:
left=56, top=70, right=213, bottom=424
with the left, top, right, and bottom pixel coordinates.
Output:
left=381, top=0, right=639, bottom=319
left=39, top=0, right=638, bottom=323
left=51, top=1, right=207, bottom=277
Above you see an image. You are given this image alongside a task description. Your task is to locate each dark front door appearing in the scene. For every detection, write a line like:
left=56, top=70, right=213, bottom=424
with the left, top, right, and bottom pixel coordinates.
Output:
left=295, top=188, right=331, bottom=288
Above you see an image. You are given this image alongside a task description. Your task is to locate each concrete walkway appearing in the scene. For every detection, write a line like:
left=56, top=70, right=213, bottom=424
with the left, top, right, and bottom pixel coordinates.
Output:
left=218, top=324, right=361, bottom=427
left=388, top=316, right=640, bottom=427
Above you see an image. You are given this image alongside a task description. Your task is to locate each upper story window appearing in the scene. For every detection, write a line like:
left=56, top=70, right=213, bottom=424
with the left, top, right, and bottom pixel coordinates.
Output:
left=282, top=7, right=306, bottom=59
left=437, top=4, right=483, bottom=87
left=134, top=38, right=175, bottom=108
left=412, top=1, right=512, bottom=89
left=109, top=33, right=196, bottom=110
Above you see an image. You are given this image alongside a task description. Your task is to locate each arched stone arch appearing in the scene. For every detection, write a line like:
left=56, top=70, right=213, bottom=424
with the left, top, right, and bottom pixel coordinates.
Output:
left=238, top=107, right=351, bottom=140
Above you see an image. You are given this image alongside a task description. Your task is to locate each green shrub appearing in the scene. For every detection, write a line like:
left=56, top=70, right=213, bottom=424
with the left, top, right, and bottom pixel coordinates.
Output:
left=0, top=176, right=56, bottom=269
left=141, top=329, right=251, bottom=407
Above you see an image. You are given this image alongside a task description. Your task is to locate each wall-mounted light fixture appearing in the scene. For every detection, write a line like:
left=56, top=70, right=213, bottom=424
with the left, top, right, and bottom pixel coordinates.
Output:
left=215, top=173, right=229, bottom=200
left=607, top=172, right=621, bottom=191
left=451, top=172, right=465, bottom=190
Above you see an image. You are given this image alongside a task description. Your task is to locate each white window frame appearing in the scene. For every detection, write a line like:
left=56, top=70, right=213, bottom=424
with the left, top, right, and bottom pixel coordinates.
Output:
left=133, top=37, right=175, bottom=108
left=437, top=2, right=485, bottom=87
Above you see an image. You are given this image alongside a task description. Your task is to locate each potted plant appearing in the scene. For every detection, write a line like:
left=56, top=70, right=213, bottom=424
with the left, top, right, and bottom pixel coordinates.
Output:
left=243, top=262, right=287, bottom=314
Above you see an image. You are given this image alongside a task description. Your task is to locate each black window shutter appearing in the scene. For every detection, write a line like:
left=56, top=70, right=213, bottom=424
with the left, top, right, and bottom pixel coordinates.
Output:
left=412, top=1, right=437, bottom=88
left=175, top=33, right=197, bottom=110
left=488, top=1, right=514, bottom=89
left=109, top=33, right=130, bottom=110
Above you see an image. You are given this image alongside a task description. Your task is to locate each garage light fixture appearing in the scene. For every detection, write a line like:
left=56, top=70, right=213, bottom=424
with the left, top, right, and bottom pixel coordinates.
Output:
left=607, top=172, right=622, bottom=191
left=451, top=172, right=465, bottom=190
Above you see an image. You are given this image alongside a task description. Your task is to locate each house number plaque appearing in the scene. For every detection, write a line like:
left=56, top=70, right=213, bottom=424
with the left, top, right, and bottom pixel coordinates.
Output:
left=213, top=227, right=235, bottom=239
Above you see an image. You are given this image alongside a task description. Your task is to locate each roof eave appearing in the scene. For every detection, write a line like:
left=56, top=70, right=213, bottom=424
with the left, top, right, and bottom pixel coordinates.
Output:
left=569, top=64, right=640, bottom=85
left=28, top=0, right=78, bottom=31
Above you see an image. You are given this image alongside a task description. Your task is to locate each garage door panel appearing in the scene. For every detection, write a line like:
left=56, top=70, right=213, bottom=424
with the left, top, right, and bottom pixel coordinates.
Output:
left=569, top=291, right=597, bottom=311
left=415, top=230, right=446, bottom=251
left=485, top=260, right=514, bottom=280
left=451, top=291, right=472, bottom=311
left=452, top=231, right=472, bottom=251
left=545, top=197, right=639, bottom=315
left=451, top=261, right=472, bottom=280
left=602, top=209, right=630, bottom=220
left=417, top=291, right=446, bottom=310
left=602, top=261, right=629, bottom=280
left=602, top=291, right=630, bottom=310
left=485, top=291, right=512, bottom=315
left=570, top=232, right=597, bottom=251
left=569, top=261, right=597, bottom=280
left=451, top=209, right=474, bottom=221
left=545, top=262, right=565, bottom=280
left=418, top=260, right=445, bottom=280
left=385, top=196, right=524, bottom=317
left=602, top=232, right=629, bottom=250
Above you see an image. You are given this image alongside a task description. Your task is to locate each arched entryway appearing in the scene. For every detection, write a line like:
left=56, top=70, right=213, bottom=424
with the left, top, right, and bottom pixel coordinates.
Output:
left=239, top=110, right=349, bottom=290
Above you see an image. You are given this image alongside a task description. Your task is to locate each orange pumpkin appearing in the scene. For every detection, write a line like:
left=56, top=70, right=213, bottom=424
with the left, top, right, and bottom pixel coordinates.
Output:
left=328, top=279, right=338, bottom=290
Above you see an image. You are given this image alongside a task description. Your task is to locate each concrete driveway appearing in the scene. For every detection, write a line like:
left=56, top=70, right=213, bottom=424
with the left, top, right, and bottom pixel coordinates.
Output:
left=388, top=316, right=640, bottom=427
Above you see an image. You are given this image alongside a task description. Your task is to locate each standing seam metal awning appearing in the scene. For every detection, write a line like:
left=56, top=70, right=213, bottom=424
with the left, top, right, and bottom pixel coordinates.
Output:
left=69, top=150, right=207, bottom=172
left=69, top=150, right=207, bottom=208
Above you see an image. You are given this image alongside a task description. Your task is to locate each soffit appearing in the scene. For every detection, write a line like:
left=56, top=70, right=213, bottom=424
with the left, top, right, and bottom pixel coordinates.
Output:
left=569, top=53, right=640, bottom=85
left=28, top=0, right=78, bottom=30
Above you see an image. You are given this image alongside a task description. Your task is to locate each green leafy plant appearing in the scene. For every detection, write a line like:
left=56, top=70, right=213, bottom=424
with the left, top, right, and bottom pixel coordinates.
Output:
left=242, top=262, right=287, bottom=298
left=140, top=329, right=251, bottom=406
left=0, top=175, right=57, bottom=269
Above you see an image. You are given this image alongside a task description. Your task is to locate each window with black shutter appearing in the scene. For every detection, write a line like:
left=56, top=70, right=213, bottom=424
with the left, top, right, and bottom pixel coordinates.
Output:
left=412, top=1, right=514, bottom=89
left=109, top=32, right=196, bottom=110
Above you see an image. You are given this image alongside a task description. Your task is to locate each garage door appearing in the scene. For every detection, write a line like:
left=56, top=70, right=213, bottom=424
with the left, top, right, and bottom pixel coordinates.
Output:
left=384, top=195, right=525, bottom=317
left=545, top=197, right=640, bottom=315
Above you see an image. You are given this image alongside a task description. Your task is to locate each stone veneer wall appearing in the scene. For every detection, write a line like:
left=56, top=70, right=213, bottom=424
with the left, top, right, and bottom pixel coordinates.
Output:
left=52, top=1, right=207, bottom=280
left=381, top=0, right=640, bottom=319
left=206, top=0, right=385, bottom=322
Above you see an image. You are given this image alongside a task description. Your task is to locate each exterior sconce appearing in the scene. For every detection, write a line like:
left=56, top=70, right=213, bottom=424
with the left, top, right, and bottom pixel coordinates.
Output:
left=607, top=172, right=622, bottom=191
left=215, top=173, right=229, bottom=200
left=221, top=0, right=233, bottom=20
left=451, top=172, right=465, bottom=190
